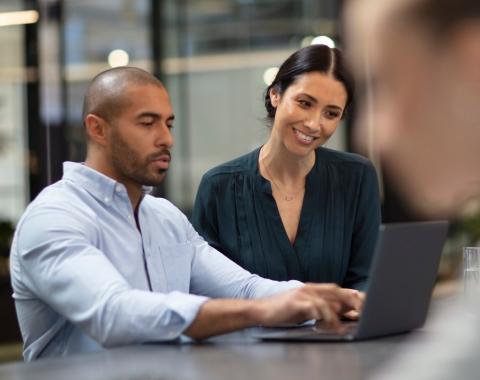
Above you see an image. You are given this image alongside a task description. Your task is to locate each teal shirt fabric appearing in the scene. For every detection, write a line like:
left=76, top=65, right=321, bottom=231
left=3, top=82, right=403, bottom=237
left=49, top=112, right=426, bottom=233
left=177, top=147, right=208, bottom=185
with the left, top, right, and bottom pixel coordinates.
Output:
left=192, top=147, right=381, bottom=290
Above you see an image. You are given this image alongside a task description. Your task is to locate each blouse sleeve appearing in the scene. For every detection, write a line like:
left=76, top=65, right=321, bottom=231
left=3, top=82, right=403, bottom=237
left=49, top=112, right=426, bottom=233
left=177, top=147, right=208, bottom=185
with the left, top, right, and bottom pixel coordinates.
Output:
left=344, top=162, right=381, bottom=291
left=192, top=174, right=226, bottom=254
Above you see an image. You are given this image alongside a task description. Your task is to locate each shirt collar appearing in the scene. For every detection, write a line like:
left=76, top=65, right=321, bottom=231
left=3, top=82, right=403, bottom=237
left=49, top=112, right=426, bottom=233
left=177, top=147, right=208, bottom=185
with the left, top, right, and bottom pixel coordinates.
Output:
left=62, top=162, right=152, bottom=206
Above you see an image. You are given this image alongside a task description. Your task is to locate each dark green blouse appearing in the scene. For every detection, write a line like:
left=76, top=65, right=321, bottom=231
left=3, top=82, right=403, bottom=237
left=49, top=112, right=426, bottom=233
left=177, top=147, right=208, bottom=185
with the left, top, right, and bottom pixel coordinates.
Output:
left=192, top=147, right=381, bottom=290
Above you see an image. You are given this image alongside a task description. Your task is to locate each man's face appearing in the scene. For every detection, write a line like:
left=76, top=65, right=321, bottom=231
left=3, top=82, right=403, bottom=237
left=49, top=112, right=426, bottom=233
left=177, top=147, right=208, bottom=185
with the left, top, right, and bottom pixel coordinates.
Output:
left=347, top=1, right=480, bottom=217
left=106, top=83, right=174, bottom=188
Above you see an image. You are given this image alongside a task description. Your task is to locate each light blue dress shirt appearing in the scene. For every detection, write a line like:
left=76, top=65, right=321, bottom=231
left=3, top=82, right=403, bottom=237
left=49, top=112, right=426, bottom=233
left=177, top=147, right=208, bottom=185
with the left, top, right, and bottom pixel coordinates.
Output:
left=10, top=162, right=302, bottom=361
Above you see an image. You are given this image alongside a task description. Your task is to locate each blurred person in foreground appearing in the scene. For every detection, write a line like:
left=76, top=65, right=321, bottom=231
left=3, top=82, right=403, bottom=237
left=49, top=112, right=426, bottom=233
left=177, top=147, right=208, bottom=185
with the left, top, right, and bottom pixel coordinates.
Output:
left=9, top=67, right=361, bottom=361
left=345, top=0, right=480, bottom=379
left=347, top=0, right=480, bottom=220
left=193, top=45, right=380, bottom=295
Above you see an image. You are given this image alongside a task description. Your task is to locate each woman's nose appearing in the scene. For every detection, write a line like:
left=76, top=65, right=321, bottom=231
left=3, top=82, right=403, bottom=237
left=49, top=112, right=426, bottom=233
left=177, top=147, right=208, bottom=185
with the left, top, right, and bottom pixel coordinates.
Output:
left=305, top=115, right=322, bottom=132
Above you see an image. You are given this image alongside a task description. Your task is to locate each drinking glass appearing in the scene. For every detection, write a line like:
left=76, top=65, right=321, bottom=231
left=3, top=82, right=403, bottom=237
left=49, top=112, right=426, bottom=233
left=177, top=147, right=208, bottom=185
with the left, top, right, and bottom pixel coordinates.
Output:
left=463, top=247, right=480, bottom=300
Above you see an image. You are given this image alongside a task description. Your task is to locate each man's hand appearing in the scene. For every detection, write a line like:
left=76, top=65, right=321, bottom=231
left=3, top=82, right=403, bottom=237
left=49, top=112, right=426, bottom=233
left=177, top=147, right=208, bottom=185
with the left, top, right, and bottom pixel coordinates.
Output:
left=184, top=283, right=363, bottom=340
left=252, top=284, right=363, bottom=329
left=341, top=290, right=365, bottom=320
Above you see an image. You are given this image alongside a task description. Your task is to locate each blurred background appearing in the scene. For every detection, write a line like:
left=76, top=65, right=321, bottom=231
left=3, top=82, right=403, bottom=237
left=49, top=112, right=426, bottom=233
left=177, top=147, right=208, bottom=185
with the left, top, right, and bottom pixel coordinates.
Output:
left=0, top=0, right=475, bottom=362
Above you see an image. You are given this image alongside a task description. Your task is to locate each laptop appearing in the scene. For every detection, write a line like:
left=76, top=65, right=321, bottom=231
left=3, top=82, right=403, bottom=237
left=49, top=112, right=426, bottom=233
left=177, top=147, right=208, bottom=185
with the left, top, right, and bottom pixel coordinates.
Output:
left=254, top=221, right=449, bottom=342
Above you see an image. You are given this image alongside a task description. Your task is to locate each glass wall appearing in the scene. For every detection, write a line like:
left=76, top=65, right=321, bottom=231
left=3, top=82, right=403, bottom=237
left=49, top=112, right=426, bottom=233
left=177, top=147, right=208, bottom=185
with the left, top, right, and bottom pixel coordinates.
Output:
left=162, top=0, right=346, bottom=211
left=0, top=0, right=34, bottom=348
left=63, top=0, right=152, bottom=163
left=0, top=1, right=30, bottom=224
left=33, top=0, right=348, bottom=213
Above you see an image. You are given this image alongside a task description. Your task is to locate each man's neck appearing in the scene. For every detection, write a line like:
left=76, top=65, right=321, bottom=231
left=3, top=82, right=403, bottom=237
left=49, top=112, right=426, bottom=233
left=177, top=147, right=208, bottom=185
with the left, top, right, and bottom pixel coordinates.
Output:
left=84, top=156, right=143, bottom=211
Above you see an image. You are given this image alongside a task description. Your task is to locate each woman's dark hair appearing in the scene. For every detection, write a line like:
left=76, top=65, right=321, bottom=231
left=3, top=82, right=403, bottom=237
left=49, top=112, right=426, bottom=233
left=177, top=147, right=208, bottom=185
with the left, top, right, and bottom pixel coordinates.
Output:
left=264, top=44, right=354, bottom=122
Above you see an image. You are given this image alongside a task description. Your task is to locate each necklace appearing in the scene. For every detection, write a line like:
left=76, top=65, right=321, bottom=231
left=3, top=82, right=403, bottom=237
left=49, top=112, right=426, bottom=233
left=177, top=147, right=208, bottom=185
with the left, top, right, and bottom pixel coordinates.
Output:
left=262, top=159, right=305, bottom=202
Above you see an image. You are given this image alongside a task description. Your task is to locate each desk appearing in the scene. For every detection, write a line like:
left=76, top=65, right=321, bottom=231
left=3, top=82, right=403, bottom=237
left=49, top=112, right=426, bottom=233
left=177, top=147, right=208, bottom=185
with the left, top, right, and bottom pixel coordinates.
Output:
left=0, top=327, right=421, bottom=380
left=1, top=295, right=463, bottom=380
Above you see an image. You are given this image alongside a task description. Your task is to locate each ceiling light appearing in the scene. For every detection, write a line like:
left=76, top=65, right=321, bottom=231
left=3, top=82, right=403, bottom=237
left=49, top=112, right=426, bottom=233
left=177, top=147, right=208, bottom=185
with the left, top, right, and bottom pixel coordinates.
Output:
left=0, top=10, right=39, bottom=27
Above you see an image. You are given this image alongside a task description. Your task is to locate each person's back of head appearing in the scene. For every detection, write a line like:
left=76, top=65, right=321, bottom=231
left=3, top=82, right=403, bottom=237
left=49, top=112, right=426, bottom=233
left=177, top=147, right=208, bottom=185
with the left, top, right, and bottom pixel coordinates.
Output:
left=398, top=0, right=480, bottom=38
left=345, top=0, right=480, bottom=218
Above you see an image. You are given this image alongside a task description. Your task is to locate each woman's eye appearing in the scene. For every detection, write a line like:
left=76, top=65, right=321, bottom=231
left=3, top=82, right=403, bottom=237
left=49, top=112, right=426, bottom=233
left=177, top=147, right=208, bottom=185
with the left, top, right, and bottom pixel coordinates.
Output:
left=298, top=99, right=311, bottom=108
left=326, top=111, right=341, bottom=119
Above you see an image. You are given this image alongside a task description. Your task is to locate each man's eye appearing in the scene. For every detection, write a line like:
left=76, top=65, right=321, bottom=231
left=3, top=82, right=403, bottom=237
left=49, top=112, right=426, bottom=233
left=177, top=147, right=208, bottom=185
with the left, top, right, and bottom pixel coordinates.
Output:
left=141, top=121, right=154, bottom=127
left=166, top=123, right=174, bottom=130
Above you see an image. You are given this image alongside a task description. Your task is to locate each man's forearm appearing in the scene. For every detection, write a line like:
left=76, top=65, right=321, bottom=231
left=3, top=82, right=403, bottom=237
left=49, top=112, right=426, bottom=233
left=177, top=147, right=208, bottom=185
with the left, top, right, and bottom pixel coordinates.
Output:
left=183, top=284, right=364, bottom=340
left=183, top=298, right=260, bottom=340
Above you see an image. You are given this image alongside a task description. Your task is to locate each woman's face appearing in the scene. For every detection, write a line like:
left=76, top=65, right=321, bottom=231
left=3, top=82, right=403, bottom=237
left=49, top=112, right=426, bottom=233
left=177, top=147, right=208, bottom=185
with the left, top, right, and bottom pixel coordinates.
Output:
left=270, top=71, right=347, bottom=157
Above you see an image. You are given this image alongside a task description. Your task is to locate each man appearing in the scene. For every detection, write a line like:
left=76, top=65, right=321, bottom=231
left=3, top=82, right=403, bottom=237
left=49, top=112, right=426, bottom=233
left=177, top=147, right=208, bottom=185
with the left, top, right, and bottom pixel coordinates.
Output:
left=344, top=0, right=480, bottom=379
left=10, top=67, right=361, bottom=361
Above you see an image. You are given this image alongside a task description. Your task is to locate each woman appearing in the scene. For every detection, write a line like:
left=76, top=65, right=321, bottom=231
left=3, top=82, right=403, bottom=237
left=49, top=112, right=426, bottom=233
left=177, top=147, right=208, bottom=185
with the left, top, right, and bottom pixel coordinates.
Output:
left=192, top=44, right=380, bottom=290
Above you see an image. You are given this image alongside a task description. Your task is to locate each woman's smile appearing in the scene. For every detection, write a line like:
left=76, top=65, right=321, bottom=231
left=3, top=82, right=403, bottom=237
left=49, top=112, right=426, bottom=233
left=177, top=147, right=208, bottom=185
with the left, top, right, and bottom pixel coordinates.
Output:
left=292, top=127, right=317, bottom=145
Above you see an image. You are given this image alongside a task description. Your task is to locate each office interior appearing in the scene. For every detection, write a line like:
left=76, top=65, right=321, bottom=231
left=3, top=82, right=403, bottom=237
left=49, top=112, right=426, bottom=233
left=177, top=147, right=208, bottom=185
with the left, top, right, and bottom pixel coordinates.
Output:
left=0, top=0, right=476, bottom=363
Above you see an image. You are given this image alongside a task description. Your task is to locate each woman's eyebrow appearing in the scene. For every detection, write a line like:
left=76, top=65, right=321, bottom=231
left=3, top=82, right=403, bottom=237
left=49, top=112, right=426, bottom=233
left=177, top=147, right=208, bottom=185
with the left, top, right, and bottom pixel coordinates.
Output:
left=297, top=93, right=318, bottom=103
left=326, top=105, right=344, bottom=112
left=298, top=93, right=344, bottom=111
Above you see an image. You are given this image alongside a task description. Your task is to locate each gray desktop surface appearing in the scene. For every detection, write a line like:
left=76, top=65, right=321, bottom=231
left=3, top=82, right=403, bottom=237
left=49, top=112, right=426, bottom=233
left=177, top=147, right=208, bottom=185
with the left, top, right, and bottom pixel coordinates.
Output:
left=0, top=298, right=462, bottom=380
left=0, top=327, right=425, bottom=380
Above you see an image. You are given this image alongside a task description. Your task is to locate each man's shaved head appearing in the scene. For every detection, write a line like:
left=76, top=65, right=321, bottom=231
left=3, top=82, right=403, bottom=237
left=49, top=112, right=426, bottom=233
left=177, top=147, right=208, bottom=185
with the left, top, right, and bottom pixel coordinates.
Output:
left=82, top=66, right=164, bottom=125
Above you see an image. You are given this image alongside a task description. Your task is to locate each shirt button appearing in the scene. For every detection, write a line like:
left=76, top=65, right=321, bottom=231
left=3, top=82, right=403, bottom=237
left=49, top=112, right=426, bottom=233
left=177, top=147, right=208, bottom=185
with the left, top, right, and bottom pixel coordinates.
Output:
left=115, top=185, right=122, bottom=193
left=104, top=197, right=110, bottom=203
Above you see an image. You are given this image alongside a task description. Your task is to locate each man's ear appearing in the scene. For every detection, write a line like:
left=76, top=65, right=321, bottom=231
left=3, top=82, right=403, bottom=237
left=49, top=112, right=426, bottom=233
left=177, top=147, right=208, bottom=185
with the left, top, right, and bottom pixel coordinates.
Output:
left=269, top=87, right=280, bottom=108
left=84, top=114, right=109, bottom=146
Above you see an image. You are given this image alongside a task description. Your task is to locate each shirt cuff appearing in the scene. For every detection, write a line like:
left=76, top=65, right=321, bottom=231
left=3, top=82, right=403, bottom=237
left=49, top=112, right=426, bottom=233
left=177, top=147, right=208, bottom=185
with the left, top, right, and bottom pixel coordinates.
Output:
left=273, top=279, right=304, bottom=293
left=163, top=291, right=209, bottom=332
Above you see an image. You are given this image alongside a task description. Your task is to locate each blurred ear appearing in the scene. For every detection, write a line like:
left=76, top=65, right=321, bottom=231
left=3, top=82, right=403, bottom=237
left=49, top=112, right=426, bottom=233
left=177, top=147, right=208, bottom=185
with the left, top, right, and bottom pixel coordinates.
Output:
left=450, top=23, right=480, bottom=84
left=269, top=88, right=280, bottom=108
left=84, top=114, right=109, bottom=146
left=446, top=23, right=480, bottom=125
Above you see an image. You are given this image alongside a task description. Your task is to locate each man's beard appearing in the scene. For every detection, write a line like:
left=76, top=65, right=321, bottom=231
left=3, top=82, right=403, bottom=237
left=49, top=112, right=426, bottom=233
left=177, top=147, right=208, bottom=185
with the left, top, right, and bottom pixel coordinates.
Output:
left=109, top=130, right=170, bottom=187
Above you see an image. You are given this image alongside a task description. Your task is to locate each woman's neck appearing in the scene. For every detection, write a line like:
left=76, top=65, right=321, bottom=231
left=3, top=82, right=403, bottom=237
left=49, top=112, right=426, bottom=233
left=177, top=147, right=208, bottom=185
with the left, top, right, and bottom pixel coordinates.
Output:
left=260, top=139, right=315, bottom=185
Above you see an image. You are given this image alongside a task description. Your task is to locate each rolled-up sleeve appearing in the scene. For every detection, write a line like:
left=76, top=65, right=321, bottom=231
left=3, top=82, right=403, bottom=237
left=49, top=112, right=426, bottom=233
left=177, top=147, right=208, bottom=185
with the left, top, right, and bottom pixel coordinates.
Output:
left=13, top=206, right=209, bottom=347
left=185, top=218, right=303, bottom=299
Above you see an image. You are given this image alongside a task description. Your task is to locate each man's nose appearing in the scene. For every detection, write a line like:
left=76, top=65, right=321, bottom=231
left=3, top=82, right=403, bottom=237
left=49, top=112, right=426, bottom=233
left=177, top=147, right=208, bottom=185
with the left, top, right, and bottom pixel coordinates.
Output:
left=154, top=124, right=174, bottom=148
